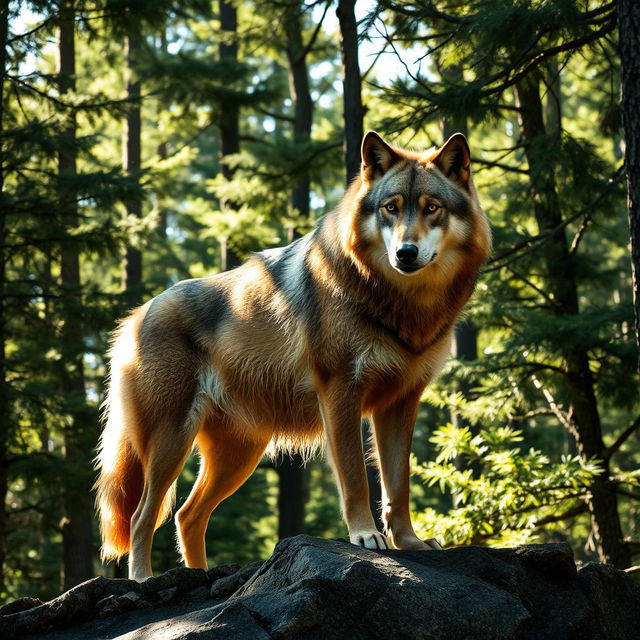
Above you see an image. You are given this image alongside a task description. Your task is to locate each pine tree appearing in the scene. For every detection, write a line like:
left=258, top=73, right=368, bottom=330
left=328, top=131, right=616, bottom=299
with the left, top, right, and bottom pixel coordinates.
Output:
left=122, top=20, right=143, bottom=297
left=276, top=0, right=317, bottom=540
left=337, top=0, right=364, bottom=186
left=374, top=0, right=638, bottom=567
left=619, top=0, right=640, bottom=361
left=0, top=0, right=10, bottom=599
left=218, top=0, right=241, bottom=271
left=57, top=0, right=94, bottom=589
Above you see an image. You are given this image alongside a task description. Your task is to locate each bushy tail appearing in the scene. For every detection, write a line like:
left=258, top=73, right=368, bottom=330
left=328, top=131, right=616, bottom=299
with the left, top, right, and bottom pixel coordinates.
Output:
left=95, top=306, right=178, bottom=562
left=95, top=423, right=143, bottom=561
left=94, top=312, right=145, bottom=562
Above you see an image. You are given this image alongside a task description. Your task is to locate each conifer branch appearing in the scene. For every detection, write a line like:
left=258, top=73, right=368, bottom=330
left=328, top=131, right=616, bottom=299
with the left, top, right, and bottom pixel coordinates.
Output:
left=569, top=214, right=592, bottom=255
left=484, top=167, right=625, bottom=273
left=604, top=415, right=640, bottom=461
left=298, top=0, right=331, bottom=63
left=7, top=16, right=55, bottom=44
left=506, top=266, right=563, bottom=311
left=532, top=376, right=574, bottom=433
left=479, top=19, right=617, bottom=99
left=8, top=74, right=159, bottom=112
left=255, top=108, right=294, bottom=122
left=472, top=158, right=528, bottom=175
left=534, top=502, right=589, bottom=526
left=616, top=488, right=640, bottom=501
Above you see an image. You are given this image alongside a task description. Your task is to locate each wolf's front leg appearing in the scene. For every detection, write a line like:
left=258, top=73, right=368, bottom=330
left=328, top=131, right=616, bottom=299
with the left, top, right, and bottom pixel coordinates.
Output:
left=372, top=391, right=442, bottom=551
left=318, top=384, right=388, bottom=550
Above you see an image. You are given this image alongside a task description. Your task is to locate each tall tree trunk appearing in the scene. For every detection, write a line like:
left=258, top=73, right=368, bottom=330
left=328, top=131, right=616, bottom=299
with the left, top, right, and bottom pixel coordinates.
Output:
left=157, top=29, right=168, bottom=243
left=0, top=0, right=11, bottom=598
left=544, top=57, right=562, bottom=138
left=543, top=60, right=576, bottom=456
left=58, top=0, right=94, bottom=589
left=275, top=2, right=313, bottom=538
left=442, top=67, right=481, bottom=499
left=284, top=2, right=312, bottom=233
left=337, top=0, right=363, bottom=186
left=219, top=0, right=241, bottom=271
left=515, top=75, right=630, bottom=568
left=277, top=455, right=308, bottom=539
left=619, top=0, right=640, bottom=364
left=122, top=25, right=142, bottom=296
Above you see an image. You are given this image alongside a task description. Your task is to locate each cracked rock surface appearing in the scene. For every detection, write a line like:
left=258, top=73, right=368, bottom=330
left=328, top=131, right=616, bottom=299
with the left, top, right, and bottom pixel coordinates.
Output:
left=2, top=535, right=639, bottom=639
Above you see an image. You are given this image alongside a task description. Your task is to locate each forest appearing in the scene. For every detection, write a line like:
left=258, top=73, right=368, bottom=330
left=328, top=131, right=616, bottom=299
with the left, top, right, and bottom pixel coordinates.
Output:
left=1, top=0, right=639, bottom=602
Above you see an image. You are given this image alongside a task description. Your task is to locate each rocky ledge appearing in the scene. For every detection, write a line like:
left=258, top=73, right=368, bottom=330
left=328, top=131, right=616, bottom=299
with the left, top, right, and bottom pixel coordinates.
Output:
left=1, top=535, right=639, bottom=639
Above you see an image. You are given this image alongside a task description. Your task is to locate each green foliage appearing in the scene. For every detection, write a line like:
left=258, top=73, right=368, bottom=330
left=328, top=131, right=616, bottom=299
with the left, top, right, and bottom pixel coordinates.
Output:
left=411, top=423, right=600, bottom=549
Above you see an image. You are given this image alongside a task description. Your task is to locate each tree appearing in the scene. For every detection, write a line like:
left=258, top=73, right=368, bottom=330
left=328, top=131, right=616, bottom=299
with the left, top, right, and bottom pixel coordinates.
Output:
left=57, top=0, right=94, bottom=589
left=0, top=0, right=147, bottom=598
left=275, top=0, right=318, bottom=539
left=218, top=0, right=241, bottom=271
left=122, top=20, right=143, bottom=296
left=0, top=0, right=10, bottom=599
left=374, top=0, right=638, bottom=567
left=515, top=72, right=628, bottom=567
left=337, top=0, right=363, bottom=186
left=619, top=0, right=640, bottom=362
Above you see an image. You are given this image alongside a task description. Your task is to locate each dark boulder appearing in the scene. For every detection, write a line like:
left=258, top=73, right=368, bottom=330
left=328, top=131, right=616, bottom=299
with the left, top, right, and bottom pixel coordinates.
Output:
left=2, top=535, right=639, bottom=639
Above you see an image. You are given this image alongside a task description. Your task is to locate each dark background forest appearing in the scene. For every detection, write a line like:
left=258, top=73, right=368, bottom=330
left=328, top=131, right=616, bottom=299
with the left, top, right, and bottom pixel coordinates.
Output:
left=1, top=0, right=640, bottom=603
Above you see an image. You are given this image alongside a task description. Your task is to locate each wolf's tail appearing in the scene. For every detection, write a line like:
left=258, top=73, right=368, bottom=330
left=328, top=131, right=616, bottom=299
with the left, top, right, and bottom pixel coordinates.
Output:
left=95, top=426, right=143, bottom=561
left=94, top=312, right=145, bottom=562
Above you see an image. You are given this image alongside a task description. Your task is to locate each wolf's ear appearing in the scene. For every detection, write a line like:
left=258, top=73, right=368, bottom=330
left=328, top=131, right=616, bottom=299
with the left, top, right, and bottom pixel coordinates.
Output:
left=361, top=131, right=400, bottom=182
left=432, top=133, right=472, bottom=190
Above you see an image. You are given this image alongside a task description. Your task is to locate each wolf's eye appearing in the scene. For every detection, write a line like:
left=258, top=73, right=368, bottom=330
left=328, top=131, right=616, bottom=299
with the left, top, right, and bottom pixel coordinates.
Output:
left=383, top=202, right=398, bottom=213
left=425, top=203, right=440, bottom=214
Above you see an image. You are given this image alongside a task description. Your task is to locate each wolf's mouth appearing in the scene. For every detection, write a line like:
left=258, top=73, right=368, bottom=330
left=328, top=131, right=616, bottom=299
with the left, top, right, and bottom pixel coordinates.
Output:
left=397, top=264, right=422, bottom=273
left=395, top=252, right=438, bottom=274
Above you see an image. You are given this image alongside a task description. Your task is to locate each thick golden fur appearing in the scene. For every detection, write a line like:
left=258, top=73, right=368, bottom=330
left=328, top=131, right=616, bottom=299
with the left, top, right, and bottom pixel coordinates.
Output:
left=95, top=132, right=491, bottom=579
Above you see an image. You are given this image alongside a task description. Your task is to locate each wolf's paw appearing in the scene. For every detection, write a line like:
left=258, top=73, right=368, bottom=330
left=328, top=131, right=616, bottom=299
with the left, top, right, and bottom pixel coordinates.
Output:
left=350, top=530, right=389, bottom=550
left=393, top=535, right=443, bottom=551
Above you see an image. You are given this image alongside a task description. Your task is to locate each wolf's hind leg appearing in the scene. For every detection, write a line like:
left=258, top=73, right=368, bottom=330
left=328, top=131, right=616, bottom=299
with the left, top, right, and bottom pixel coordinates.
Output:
left=129, top=422, right=198, bottom=581
left=176, top=418, right=270, bottom=569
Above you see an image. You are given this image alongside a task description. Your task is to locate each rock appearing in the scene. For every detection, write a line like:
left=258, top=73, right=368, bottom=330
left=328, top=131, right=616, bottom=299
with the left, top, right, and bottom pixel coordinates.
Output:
left=156, top=587, right=178, bottom=604
left=577, top=562, right=640, bottom=639
left=206, top=563, right=241, bottom=582
left=0, top=598, right=43, bottom=617
left=115, top=592, right=152, bottom=611
left=2, top=535, right=639, bottom=640
left=210, top=560, right=263, bottom=599
left=0, top=565, right=226, bottom=639
left=141, top=567, right=208, bottom=595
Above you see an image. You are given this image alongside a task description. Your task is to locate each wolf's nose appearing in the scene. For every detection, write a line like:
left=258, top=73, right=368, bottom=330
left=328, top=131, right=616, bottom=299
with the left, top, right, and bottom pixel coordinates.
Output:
left=396, top=244, right=419, bottom=265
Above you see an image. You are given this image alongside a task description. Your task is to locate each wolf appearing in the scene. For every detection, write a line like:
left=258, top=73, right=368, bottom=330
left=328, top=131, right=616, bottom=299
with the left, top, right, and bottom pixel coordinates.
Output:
left=95, top=131, right=491, bottom=580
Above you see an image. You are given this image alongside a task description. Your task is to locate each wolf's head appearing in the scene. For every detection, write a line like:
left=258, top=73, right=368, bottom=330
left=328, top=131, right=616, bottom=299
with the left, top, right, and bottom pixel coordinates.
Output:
left=355, top=131, right=489, bottom=278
